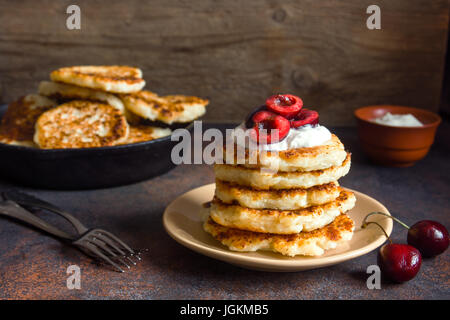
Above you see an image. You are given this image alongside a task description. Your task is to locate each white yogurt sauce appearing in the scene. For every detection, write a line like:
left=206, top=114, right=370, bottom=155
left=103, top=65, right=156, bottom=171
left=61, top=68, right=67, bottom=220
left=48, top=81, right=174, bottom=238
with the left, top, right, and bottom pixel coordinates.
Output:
left=232, top=123, right=332, bottom=151
left=371, top=112, right=423, bottom=127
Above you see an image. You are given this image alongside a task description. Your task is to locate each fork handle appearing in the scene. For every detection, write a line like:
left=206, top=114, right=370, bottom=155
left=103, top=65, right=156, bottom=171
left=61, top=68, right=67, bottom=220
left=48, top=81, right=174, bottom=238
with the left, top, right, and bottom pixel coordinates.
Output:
left=0, top=200, right=73, bottom=240
left=2, top=191, right=88, bottom=234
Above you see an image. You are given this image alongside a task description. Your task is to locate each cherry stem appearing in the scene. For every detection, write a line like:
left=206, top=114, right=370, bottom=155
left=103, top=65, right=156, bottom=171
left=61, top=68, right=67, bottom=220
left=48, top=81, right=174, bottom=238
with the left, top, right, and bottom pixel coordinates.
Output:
left=361, top=211, right=410, bottom=230
left=361, top=221, right=393, bottom=244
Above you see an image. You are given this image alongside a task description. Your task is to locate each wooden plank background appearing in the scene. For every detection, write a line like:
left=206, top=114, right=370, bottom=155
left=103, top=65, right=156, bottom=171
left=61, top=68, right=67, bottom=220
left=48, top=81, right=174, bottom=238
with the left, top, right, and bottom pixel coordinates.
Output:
left=0, top=0, right=448, bottom=125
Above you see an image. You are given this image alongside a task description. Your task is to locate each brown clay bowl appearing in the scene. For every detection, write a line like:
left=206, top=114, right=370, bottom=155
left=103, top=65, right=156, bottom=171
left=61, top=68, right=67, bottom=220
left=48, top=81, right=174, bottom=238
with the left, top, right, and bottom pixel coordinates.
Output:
left=354, top=105, right=441, bottom=167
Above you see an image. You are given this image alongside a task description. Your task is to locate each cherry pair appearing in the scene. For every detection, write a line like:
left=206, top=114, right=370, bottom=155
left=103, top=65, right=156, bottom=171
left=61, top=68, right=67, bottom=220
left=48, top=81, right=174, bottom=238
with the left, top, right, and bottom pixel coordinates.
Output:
left=245, top=94, right=319, bottom=144
left=362, top=212, right=449, bottom=283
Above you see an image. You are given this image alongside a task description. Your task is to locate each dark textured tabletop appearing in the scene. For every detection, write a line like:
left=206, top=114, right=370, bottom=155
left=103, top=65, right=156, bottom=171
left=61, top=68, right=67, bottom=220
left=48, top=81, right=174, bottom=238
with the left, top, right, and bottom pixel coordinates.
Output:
left=0, top=123, right=449, bottom=300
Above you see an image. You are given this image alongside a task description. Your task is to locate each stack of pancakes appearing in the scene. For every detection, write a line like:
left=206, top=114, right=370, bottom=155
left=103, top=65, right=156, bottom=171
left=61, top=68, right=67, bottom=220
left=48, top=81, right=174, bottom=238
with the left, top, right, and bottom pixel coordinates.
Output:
left=204, top=134, right=356, bottom=257
left=0, top=66, right=208, bottom=149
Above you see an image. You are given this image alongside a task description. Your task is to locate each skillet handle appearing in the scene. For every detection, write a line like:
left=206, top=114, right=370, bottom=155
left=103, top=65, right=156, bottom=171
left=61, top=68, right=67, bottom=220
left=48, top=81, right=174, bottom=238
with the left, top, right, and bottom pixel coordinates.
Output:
left=0, top=200, right=73, bottom=240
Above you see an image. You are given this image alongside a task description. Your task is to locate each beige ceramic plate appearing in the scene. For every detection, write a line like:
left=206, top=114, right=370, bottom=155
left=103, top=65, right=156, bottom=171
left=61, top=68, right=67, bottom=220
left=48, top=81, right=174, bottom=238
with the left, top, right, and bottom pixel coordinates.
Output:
left=163, top=184, right=392, bottom=272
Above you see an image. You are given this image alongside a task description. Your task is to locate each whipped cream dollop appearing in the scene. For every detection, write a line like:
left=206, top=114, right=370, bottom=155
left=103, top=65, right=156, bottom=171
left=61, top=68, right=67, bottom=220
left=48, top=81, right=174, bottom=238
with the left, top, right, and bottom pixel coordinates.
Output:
left=232, top=123, right=332, bottom=151
left=371, top=112, right=423, bottom=127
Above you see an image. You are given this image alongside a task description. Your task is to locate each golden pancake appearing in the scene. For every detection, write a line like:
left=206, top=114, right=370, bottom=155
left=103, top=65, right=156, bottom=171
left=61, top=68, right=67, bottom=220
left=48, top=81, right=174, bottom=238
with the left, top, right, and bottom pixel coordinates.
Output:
left=39, top=80, right=141, bottom=124
left=215, top=180, right=341, bottom=210
left=34, top=100, right=129, bottom=149
left=38, top=81, right=125, bottom=113
left=214, top=153, right=351, bottom=190
left=204, top=214, right=355, bottom=257
left=50, top=66, right=145, bottom=93
left=161, top=94, right=208, bottom=122
left=120, top=125, right=171, bottom=144
left=210, top=190, right=355, bottom=234
left=224, top=134, right=347, bottom=172
left=0, top=94, right=56, bottom=146
left=0, top=134, right=37, bottom=147
left=120, top=90, right=208, bottom=124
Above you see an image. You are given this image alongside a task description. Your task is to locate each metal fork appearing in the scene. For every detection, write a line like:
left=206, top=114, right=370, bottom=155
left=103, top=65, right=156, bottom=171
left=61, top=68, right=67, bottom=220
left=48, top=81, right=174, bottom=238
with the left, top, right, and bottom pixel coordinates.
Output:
left=0, top=190, right=140, bottom=272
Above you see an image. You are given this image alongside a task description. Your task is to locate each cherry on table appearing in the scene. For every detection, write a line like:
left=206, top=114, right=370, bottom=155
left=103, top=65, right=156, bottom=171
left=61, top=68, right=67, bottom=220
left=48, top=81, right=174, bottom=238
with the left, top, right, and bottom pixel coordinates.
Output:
left=407, top=220, right=449, bottom=258
left=378, top=243, right=422, bottom=283
left=363, top=212, right=449, bottom=258
left=361, top=219, right=422, bottom=283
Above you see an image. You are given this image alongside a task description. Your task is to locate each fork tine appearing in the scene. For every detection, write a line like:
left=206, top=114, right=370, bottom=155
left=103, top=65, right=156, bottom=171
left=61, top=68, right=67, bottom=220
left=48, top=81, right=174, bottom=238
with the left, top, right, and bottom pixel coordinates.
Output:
left=95, top=230, right=134, bottom=254
left=84, top=242, right=125, bottom=273
left=92, top=233, right=126, bottom=256
left=125, top=255, right=137, bottom=265
left=88, top=238, right=131, bottom=269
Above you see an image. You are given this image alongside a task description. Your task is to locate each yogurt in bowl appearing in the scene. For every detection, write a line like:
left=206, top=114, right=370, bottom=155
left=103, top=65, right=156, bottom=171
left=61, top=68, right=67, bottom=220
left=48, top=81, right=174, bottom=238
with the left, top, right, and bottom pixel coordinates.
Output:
left=371, top=112, right=423, bottom=127
left=354, top=105, right=441, bottom=167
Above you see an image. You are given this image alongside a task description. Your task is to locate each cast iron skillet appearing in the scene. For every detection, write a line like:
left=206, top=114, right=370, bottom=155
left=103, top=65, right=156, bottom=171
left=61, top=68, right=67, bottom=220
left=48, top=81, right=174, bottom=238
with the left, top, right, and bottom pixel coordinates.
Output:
left=0, top=104, right=192, bottom=190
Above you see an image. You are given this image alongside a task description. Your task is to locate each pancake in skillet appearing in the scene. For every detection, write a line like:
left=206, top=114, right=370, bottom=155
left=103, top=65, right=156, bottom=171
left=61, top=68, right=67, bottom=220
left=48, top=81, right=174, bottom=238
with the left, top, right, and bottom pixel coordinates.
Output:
left=161, top=94, right=208, bottom=122
left=210, top=190, right=355, bottom=234
left=214, top=153, right=351, bottom=190
left=39, top=81, right=125, bottom=113
left=224, top=134, right=347, bottom=172
left=0, top=134, right=37, bottom=147
left=50, top=66, right=145, bottom=93
left=215, top=180, right=341, bottom=210
left=120, top=125, right=171, bottom=144
left=38, top=80, right=142, bottom=123
left=204, top=213, right=355, bottom=257
left=0, top=94, right=57, bottom=147
left=34, top=100, right=129, bottom=149
left=120, top=90, right=208, bottom=124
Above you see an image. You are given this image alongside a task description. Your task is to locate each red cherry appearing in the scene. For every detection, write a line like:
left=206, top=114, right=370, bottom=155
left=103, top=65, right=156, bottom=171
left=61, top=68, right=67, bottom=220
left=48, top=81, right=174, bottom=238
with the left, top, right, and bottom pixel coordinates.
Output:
left=290, top=109, right=319, bottom=128
left=265, top=94, right=303, bottom=118
left=244, top=105, right=267, bottom=128
left=250, top=111, right=290, bottom=144
left=407, top=220, right=449, bottom=258
left=363, top=212, right=449, bottom=259
left=378, top=243, right=422, bottom=283
left=252, top=110, right=276, bottom=123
